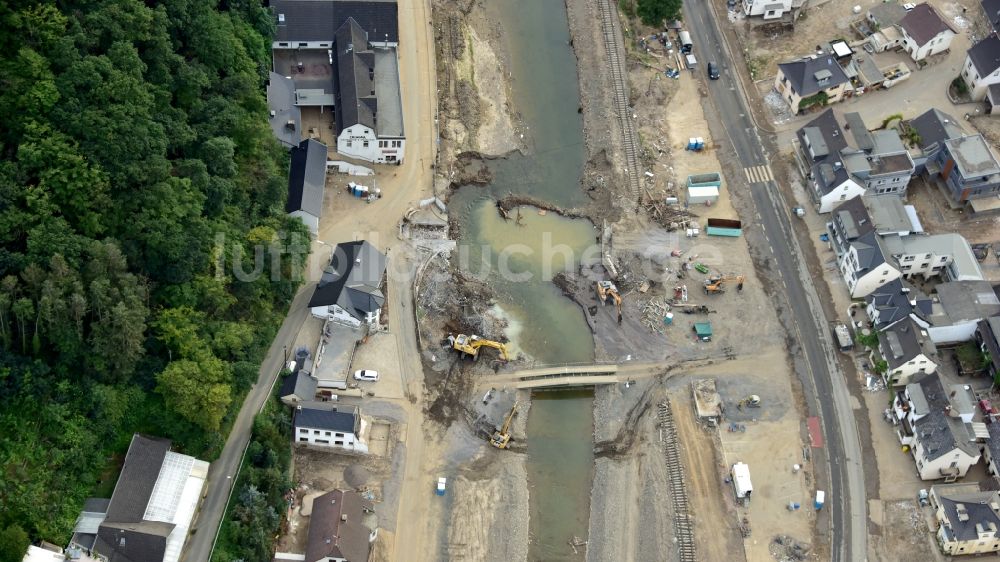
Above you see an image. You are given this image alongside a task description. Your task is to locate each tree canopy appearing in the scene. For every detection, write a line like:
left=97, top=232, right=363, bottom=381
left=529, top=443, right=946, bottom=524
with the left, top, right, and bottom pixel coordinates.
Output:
left=0, top=0, right=306, bottom=546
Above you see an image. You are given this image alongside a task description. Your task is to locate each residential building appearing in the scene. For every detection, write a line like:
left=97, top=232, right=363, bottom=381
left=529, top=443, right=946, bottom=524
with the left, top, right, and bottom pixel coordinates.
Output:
left=868, top=2, right=908, bottom=30
left=270, top=0, right=405, bottom=164
left=930, top=481, right=1000, bottom=554
left=294, top=404, right=368, bottom=453
left=305, top=489, right=376, bottom=562
left=985, top=0, right=1000, bottom=33
left=880, top=233, right=985, bottom=281
left=984, top=422, right=1000, bottom=477
left=962, top=33, right=1000, bottom=101
left=742, top=0, right=804, bottom=19
left=907, top=108, right=967, bottom=173
left=287, top=139, right=327, bottom=235
left=879, top=316, right=938, bottom=385
left=865, top=278, right=932, bottom=329
left=308, top=240, right=387, bottom=328
left=912, top=281, right=1000, bottom=345
left=68, top=435, right=208, bottom=562
left=892, top=374, right=982, bottom=480
left=796, top=110, right=915, bottom=212
left=22, top=545, right=65, bottom=562
left=978, top=316, right=1000, bottom=380
left=827, top=194, right=919, bottom=258
left=839, top=231, right=903, bottom=298
left=267, top=72, right=302, bottom=148
left=927, top=134, right=1000, bottom=209
left=280, top=370, right=319, bottom=406
left=898, top=3, right=957, bottom=62
left=774, top=55, right=851, bottom=115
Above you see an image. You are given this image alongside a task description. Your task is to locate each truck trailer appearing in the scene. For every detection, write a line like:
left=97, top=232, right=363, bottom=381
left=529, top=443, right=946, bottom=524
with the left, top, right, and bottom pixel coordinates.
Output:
left=732, top=462, right=753, bottom=504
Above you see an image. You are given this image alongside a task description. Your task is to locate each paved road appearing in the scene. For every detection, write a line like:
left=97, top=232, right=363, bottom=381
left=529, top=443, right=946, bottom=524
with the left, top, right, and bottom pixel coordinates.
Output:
left=681, top=1, right=867, bottom=560
left=182, top=288, right=312, bottom=562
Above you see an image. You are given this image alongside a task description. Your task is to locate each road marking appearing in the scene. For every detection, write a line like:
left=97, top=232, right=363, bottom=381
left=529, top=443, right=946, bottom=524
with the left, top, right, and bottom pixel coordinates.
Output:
left=743, top=164, right=774, bottom=184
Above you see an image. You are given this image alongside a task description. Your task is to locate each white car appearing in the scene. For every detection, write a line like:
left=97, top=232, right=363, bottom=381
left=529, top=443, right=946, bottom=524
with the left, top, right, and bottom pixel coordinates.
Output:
left=903, top=3, right=916, bottom=10
left=353, top=369, right=379, bottom=382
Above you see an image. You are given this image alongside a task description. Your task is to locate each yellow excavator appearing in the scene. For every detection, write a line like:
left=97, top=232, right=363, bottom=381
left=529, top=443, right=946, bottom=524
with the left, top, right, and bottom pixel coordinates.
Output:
left=704, top=274, right=745, bottom=295
left=491, top=401, right=519, bottom=449
left=596, top=280, right=623, bottom=324
left=451, top=334, right=511, bottom=361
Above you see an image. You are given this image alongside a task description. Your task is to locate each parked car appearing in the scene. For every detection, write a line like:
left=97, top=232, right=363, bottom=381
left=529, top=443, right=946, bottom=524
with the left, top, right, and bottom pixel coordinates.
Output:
left=708, top=62, right=720, bottom=80
left=436, top=477, right=447, bottom=496
left=353, top=369, right=379, bottom=381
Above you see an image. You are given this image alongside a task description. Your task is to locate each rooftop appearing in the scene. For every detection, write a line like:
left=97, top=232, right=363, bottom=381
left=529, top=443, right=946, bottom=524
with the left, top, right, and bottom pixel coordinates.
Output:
left=880, top=316, right=932, bottom=369
left=968, top=33, right=1000, bottom=77
left=778, top=55, right=850, bottom=97
left=294, top=405, right=358, bottom=433
left=898, top=3, right=955, bottom=47
left=986, top=0, right=1000, bottom=31
left=851, top=231, right=888, bottom=272
left=286, top=139, right=328, bottom=217
left=943, top=134, right=1000, bottom=179
left=332, top=19, right=404, bottom=137
left=267, top=72, right=302, bottom=148
left=908, top=108, right=966, bottom=153
left=280, top=370, right=319, bottom=401
left=308, top=240, right=387, bottom=320
left=273, top=0, right=399, bottom=44
left=867, top=278, right=931, bottom=327
left=798, top=109, right=848, bottom=163
left=863, top=194, right=914, bottom=233
left=305, top=489, right=373, bottom=562
left=929, top=280, right=1000, bottom=326
left=869, top=2, right=909, bottom=27
left=880, top=233, right=985, bottom=281
left=933, top=481, right=1000, bottom=541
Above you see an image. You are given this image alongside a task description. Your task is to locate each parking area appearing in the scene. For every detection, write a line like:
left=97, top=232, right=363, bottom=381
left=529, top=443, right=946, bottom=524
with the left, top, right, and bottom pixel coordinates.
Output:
left=349, top=330, right=406, bottom=400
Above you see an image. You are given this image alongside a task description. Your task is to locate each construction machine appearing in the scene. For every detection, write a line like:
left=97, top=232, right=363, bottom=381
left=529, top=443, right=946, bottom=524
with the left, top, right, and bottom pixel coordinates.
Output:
left=450, top=334, right=511, bottom=361
left=737, top=395, right=761, bottom=410
left=596, top=280, right=623, bottom=324
left=704, top=274, right=745, bottom=294
left=491, top=401, right=519, bottom=449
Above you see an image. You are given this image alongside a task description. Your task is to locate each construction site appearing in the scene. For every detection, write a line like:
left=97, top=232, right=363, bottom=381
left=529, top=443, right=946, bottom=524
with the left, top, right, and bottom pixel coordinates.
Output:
left=389, top=0, right=823, bottom=559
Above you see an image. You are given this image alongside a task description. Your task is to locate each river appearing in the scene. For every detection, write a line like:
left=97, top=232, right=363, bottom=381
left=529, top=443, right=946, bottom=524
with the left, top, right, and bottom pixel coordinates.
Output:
left=450, top=0, right=596, bottom=558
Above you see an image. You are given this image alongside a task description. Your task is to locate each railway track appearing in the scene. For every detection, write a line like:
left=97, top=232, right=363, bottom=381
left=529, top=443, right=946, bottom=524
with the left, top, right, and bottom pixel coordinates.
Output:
left=658, top=400, right=696, bottom=562
left=597, top=0, right=642, bottom=203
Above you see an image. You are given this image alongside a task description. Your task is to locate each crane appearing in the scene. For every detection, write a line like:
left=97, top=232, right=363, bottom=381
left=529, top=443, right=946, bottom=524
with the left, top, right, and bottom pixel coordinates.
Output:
left=491, top=401, right=519, bottom=449
left=450, top=334, right=511, bottom=361
left=595, top=280, right=623, bottom=324
left=704, top=274, right=745, bottom=294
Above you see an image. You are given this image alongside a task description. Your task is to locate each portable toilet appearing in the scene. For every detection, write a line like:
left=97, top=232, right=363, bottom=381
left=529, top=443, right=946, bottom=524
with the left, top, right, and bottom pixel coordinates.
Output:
left=664, top=312, right=674, bottom=326
left=732, top=462, right=753, bottom=503
left=815, top=490, right=825, bottom=510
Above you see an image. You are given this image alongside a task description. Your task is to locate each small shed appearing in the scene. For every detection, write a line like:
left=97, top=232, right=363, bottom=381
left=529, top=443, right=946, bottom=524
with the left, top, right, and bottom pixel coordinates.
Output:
left=687, top=185, right=720, bottom=205
left=693, top=322, right=713, bottom=342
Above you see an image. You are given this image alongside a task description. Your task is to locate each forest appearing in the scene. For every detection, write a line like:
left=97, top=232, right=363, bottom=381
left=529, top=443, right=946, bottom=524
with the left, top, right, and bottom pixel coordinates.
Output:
left=0, top=0, right=302, bottom=558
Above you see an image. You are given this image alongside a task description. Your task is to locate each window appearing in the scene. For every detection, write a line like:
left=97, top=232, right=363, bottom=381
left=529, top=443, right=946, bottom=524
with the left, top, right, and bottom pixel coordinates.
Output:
left=924, top=254, right=932, bottom=259
left=313, top=430, right=321, bottom=435
left=325, top=431, right=332, bottom=436
left=379, top=140, right=387, bottom=148
left=316, top=439, right=329, bottom=444
left=335, top=432, right=345, bottom=437
left=940, top=257, right=948, bottom=262
left=335, top=440, right=344, bottom=445
left=299, top=437, right=308, bottom=442
left=363, top=141, right=369, bottom=148
left=902, top=265, right=911, bottom=271
left=386, top=155, right=396, bottom=162
left=346, top=140, right=352, bottom=148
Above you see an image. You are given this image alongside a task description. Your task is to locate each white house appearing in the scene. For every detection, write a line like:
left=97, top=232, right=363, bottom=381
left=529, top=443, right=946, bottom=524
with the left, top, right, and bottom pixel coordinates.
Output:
left=294, top=405, right=368, bottom=454
left=839, top=231, right=903, bottom=298
left=878, top=316, right=938, bottom=386
left=774, top=55, right=851, bottom=115
left=898, top=3, right=957, bottom=62
left=333, top=19, right=405, bottom=164
left=742, top=0, right=804, bottom=19
left=892, top=374, right=982, bottom=480
left=930, top=482, right=1000, bottom=555
left=287, top=139, right=327, bottom=235
left=880, top=233, right=985, bottom=282
left=912, top=281, right=1000, bottom=345
left=305, top=489, right=376, bottom=562
left=309, top=240, right=387, bottom=328
left=963, top=33, right=1000, bottom=101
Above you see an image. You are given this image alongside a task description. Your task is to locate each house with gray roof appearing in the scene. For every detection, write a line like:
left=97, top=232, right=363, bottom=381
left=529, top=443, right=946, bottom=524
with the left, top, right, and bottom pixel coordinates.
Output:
left=868, top=2, right=909, bottom=30
left=879, top=316, right=938, bottom=386
left=892, top=373, right=982, bottom=480
left=880, top=232, right=986, bottom=282
left=268, top=72, right=303, bottom=148
left=294, top=404, right=368, bottom=453
left=774, top=55, right=851, bottom=115
left=930, top=481, right=1000, bottom=554
left=309, top=240, right=387, bottom=328
left=898, top=3, right=956, bottom=62
left=287, top=139, right=328, bottom=235
left=269, top=0, right=405, bottom=165
left=68, top=435, right=208, bottom=562
left=962, top=33, right=1000, bottom=101
left=912, top=281, right=1000, bottom=345
left=977, top=316, right=1000, bottom=380
left=906, top=108, right=967, bottom=173
left=280, top=370, right=320, bottom=406
left=985, top=0, right=1000, bottom=32
left=827, top=194, right=919, bottom=257
left=838, top=230, right=903, bottom=297
left=305, top=489, right=376, bottom=562
left=865, top=278, right=932, bottom=328
left=926, top=133, right=1000, bottom=212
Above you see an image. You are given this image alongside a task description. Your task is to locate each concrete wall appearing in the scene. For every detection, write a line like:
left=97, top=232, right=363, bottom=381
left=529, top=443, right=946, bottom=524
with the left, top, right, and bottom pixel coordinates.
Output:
left=915, top=440, right=979, bottom=480
left=337, top=124, right=405, bottom=164
left=902, top=30, right=954, bottom=62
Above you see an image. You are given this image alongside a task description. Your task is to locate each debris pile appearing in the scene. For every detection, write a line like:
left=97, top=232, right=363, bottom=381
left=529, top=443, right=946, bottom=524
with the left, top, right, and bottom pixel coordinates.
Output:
left=769, top=535, right=812, bottom=561
left=640, top=296, right=670, bottom=333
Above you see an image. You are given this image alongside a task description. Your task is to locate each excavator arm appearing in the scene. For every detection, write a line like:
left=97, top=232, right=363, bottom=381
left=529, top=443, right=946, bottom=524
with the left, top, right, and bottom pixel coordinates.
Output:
left=472, top=338, right=511, bottom=361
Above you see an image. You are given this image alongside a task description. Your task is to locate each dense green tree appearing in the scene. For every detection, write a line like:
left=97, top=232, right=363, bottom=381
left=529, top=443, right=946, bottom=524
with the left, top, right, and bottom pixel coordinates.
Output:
left=0, top=524, right=29, bottom=562
left=636, top=0, right=682, bottom=26
left=157, top=354, right=233, bottom=431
